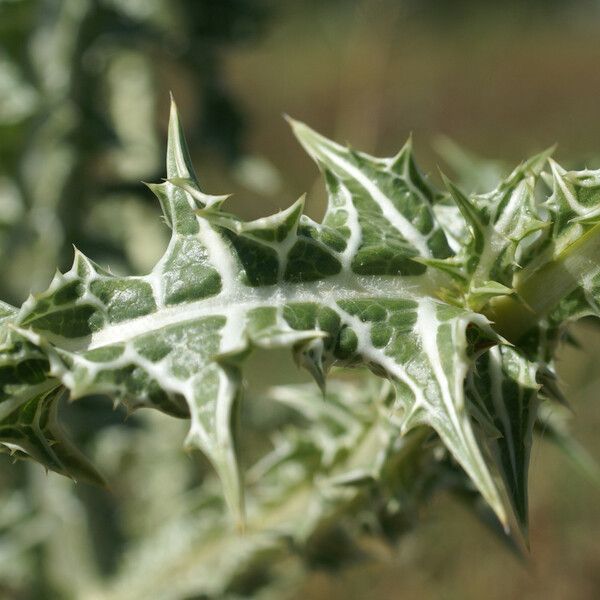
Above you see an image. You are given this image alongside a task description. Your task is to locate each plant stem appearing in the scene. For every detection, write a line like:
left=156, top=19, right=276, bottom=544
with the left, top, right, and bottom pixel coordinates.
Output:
left=486, top=223, right=600, bottom=343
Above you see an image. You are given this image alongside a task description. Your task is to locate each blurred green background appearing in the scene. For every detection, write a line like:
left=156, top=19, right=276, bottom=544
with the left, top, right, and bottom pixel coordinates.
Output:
left=1, top=0, right=600, bottom=598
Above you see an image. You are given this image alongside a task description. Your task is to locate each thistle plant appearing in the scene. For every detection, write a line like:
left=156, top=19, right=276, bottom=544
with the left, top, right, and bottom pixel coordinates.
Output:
left=1, top=99, right=599, bottom=596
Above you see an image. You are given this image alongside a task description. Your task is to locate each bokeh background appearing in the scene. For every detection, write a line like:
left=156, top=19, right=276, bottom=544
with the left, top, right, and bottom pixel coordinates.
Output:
left=1, top=1, right=600, bottom=598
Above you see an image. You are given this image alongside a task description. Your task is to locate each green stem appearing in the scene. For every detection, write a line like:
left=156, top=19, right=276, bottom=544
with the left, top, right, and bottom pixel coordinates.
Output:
left=486, top=223, right=600, bottom=343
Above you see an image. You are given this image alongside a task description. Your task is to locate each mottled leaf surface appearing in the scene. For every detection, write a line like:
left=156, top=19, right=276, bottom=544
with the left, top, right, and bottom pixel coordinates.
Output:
left=3, top=100, right=600, bottom=533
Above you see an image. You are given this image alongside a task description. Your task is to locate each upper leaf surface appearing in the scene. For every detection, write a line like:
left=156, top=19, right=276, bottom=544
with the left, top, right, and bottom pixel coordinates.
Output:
left=289, top=120, right=453, bottom=276
left=6, top=100, right=588, bottom=529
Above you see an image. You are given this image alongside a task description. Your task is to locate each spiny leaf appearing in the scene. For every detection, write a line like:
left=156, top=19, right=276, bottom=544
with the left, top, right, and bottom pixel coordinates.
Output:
left=436, top=161, right=549, bottom=311
left=467, top=346, right=539, bottom=535
left=0, top=100, right=509, bottom=528
left=4, top=98, right=600, bottom=539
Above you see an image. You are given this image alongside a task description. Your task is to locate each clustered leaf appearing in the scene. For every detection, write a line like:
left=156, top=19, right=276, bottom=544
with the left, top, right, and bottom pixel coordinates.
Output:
left=93, top=380, right=434, bottom=600
left=1, top=99, right=599, bottom=540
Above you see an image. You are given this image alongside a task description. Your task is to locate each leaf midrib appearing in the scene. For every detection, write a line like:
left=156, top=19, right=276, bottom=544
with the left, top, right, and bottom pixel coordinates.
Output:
left=32, top=272, right=449, bottom=352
